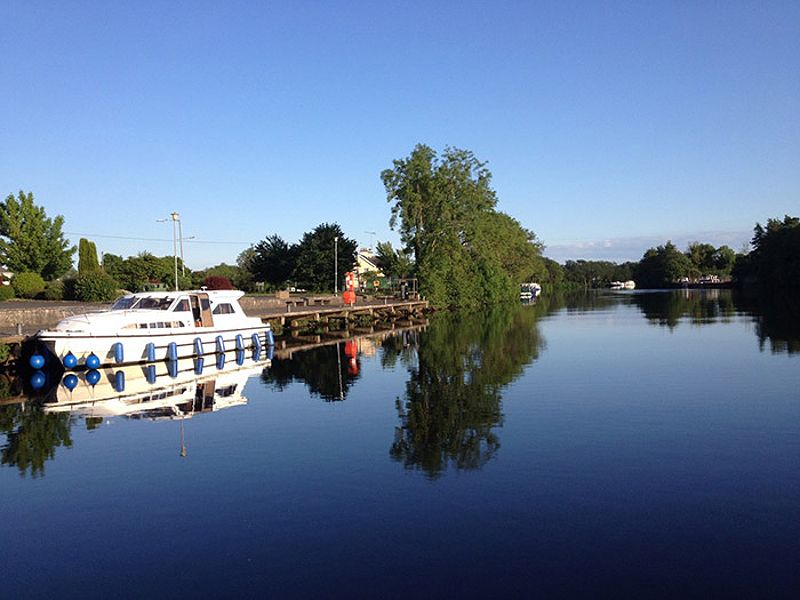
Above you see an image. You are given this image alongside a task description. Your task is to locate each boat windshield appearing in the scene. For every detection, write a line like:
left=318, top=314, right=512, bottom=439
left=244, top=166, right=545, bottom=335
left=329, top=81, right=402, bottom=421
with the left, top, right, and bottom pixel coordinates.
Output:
left=111, top=296, right=141, bottom=310
left=112, top=296, right=174, bottom=310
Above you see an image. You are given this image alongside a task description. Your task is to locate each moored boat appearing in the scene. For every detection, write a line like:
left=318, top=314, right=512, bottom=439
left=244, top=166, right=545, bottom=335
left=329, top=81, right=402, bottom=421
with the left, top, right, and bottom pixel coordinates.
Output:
left=520, top=282, right=542, bottom=300
left=31, top=289, right=273, bottom=370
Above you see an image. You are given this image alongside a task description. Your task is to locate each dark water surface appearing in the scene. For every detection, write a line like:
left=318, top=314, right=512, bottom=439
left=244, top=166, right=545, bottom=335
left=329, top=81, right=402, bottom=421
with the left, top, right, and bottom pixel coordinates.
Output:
left=2, top=290, right=798, bottom=598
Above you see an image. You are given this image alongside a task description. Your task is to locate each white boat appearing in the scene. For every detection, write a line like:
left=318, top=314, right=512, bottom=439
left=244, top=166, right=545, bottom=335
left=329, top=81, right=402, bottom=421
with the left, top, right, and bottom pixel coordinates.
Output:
left=32, top=289, right=273, bottom=370
left=520, top=282, right=542, bottom=300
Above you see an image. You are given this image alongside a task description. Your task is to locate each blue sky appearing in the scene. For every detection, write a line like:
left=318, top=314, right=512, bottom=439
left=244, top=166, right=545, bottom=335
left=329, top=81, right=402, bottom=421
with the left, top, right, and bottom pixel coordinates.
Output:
left=2, top=1, right=798, bottom=268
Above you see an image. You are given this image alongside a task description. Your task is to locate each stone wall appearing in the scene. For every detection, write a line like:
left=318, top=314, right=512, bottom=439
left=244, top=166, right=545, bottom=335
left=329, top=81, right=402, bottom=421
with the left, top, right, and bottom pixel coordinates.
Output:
left=0, top=301, right=109, bottom=335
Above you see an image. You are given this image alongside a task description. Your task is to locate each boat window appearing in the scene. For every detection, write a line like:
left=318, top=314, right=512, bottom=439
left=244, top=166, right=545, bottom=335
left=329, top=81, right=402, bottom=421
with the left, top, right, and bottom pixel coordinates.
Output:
left=217, top=384, right=238, bottom=397
left=139, top=321, right=185, bottom=329
left=111, top=296, right=140, bottom=310
left=173, top=298, right=190, bottom=312
left=212, top=303, right=235, bottom=315
left=138, top=297, right=174, bottom=310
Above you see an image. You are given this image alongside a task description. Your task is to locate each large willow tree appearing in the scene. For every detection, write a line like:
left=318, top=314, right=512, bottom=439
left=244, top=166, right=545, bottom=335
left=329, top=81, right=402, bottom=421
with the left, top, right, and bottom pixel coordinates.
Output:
left=382, top=145, right=543, bottom=307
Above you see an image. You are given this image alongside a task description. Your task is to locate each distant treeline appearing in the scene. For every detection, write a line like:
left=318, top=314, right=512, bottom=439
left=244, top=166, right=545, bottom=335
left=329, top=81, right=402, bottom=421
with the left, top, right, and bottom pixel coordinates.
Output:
left=550, top=240, right=735, bottom=290
left=545, top=216, right=800, bottom=290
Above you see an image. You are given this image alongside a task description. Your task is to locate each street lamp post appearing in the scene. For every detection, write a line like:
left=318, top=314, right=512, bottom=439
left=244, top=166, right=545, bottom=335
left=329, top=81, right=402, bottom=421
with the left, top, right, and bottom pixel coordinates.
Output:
left=334, top=236, right=339, bottom=294
left=171, top=212, right=179, bottom=291
left=175, top=214, right=186, bottom=276
left=158, top=213, right=181, bottom=291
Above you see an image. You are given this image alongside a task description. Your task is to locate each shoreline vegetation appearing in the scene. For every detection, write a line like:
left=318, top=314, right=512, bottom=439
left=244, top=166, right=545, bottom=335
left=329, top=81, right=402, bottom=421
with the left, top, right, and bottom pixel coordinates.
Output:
left=2, top=146, right=798, bottom=309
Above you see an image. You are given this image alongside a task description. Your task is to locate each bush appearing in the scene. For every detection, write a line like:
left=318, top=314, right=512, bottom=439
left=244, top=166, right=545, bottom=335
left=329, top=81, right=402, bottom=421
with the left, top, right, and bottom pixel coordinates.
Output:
left=203, top=275, right=234, bottom=290
left=74, top=272, right=118, bottom=302
left=43, top=280, right=65, bottom=300
left=0, top=286, right=15, bottom=301
left=12, top=272, right=45, bottom=298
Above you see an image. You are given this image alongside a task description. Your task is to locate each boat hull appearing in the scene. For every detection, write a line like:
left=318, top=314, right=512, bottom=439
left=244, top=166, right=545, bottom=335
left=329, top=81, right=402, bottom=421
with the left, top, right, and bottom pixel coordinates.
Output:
left=35, top=325, right=272, bottom=369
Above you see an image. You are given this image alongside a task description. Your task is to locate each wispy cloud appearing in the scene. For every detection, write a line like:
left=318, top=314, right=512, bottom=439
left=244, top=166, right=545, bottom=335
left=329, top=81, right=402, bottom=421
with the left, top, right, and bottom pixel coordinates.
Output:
left=545, top=230, right=752, bottom=263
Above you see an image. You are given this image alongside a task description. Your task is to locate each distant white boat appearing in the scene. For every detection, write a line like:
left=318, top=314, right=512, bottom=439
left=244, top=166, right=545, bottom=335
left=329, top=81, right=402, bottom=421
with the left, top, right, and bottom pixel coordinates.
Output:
left=520, top=282, right=542, bottom=300
left=610, top=281, right=636, bottom=290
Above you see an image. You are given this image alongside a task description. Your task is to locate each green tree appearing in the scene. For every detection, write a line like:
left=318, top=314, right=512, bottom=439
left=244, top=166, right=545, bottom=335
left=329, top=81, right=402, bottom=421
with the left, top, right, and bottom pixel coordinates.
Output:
left=12, top=272, right=45, bottom=298
left=634, top=241, right=692, bottom=288
left=381, top=144, right=437, bottom=262
left=194, top=262, right=252, bottom=291
left=375, top=241, right=414, bottom=278
left=78, top=238, right=101, bottom=275
left=74, top=271, right=118, bottom=301
left=382, top=145, right=542, bottom=307
left=102, top=253, right=125, bottom=282
left=713, top=245, right=736, bottom=274
left=113, top=252, right=184, bottom=292
left=293, top=224, right=357, bottom=292
left=471, top=213, right=544, bottom=282
left=249, top=235, right=297, bottom=288
left=736, top=215, right=800, bottom=287
left=541, top=257, right=565, bottom=288
left=613, top=261, right=637, bottom=282
left=563, top=260, right=617, bottom=288
left=686, top=241, right=717, bottom=276
left=0, top=191, right=75, bottom=279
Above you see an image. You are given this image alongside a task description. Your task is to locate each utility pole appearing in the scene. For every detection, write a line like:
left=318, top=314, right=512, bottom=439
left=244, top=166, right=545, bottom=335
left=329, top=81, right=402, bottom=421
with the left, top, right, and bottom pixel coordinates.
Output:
left=176, top=215, right=186, bottom=276
left=171, top=212, right=179, bottom=291
left=334, top=236, right=339, bottom=294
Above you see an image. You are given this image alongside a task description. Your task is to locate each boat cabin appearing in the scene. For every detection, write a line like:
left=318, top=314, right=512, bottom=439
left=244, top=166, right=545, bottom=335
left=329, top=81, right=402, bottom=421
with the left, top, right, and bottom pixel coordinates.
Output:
left=108, top=290, right=252, bottom=330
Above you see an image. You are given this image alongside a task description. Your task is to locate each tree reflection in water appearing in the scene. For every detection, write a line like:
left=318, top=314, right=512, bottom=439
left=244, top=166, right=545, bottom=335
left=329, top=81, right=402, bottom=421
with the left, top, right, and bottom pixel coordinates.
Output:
left=630, top=288, right=737, bottom=329
left=390, top=304, right=547, bottom=479
left=628, top=288, right=800, bottom=354
left=733, top=289, right=800, bottom=354
left=0, top=404, right=73, bottom=478
left=262, top=343, right=360, bottom=402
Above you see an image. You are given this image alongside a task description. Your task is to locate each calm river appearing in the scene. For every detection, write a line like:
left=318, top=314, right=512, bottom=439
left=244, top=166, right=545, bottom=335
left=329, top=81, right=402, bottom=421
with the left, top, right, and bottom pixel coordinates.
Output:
left=1, top=289, right=798, bottom=597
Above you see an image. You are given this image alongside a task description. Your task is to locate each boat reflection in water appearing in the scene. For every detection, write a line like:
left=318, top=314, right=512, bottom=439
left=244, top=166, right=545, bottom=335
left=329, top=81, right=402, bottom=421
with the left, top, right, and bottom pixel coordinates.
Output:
left=41, top=350, right=272, bottom=421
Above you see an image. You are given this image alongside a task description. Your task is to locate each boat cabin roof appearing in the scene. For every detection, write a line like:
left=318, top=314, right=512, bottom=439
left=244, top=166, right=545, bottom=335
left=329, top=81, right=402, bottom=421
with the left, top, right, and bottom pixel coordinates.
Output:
left=123, top=289, right=245, bottom=300
left=111, top=289, right=245, bottom=311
